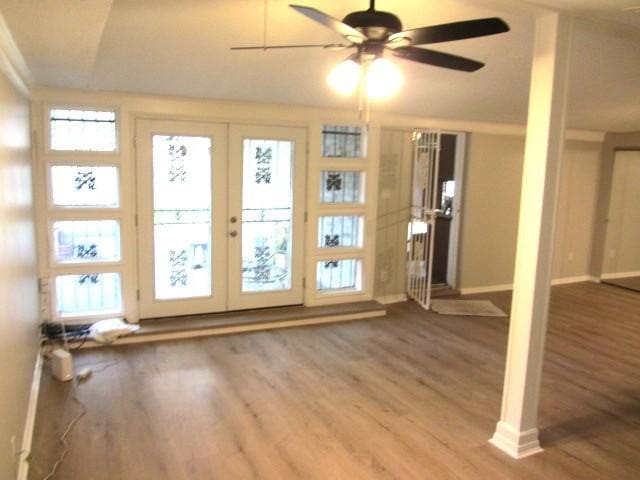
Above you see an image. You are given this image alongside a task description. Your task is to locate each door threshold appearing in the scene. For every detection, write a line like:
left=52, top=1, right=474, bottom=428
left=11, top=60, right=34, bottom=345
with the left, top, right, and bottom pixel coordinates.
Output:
left=69, top=301, right=386, bottom=349
left=431, top=285, right=461, bottom=298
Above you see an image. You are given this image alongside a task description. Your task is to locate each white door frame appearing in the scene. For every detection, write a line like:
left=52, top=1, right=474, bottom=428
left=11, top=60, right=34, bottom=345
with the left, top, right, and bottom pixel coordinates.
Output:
left=136, top=119, right=229, bottom=318
left=136, top=120, right=307, bottom=318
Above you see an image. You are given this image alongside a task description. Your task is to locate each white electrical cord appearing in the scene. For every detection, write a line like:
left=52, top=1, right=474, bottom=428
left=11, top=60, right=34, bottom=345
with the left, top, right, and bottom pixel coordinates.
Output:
left=39, top=358, right=120, bottom=480
left=41, top=383, right=86, bottom=480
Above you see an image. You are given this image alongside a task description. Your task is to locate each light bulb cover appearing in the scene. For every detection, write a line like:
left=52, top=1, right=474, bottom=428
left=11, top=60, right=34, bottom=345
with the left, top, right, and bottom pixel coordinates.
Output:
left=366, top=57, right=403, bottom=99
left=327, top=59, right=361, bottom=96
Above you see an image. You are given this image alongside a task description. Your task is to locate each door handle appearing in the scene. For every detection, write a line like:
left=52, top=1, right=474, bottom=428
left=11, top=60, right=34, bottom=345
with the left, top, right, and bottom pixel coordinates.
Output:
left=229, top=230, right=238, bottom=237
left=230, top=216, right=238, bottom=224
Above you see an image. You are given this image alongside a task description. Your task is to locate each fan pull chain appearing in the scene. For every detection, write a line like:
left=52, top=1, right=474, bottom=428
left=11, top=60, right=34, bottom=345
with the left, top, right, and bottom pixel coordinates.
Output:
left=358, top=59, right=371, bottom=124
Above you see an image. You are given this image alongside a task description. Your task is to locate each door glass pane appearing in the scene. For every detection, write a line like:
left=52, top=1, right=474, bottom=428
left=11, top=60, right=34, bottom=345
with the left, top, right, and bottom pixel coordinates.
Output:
left=318, top=216, right=363, bottom=248
left=320, top=170, right=364, bottom=204
left=152, top=135, right=212, bottom=300
left=241, top=139, right=293, bottom=292
left=55, top=272, right=122, bottom=316
left=316, top=259, right=362, bottom=291
left=53, top=220, right=121, bottom=263
left=51, top=166, right=119, bottom=207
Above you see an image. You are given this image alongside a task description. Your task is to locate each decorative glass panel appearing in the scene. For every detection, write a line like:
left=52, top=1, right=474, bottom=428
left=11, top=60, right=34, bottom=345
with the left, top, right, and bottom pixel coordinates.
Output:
left=320, top=170, right=363, bottom=204
left=152, top=135, right=212, bottom=300
left=53, top=220, right=121, bottom=263
left=241, top=139, right=293, bottom=292
left=50, top=109, right=117, bottom=152
left=316, top=259, right=362, bottom=291
left=322, top=125, right=363, bottom=158
left=318, top=216, right=363, bottom=248
left=55, top=272, right=122, bottom=316
left=51, top=166, right=119, bottom=207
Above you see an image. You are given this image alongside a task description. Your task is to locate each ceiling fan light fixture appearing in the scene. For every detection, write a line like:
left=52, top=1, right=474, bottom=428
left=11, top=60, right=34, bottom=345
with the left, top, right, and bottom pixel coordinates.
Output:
left=327, top=59, right=361, bottom=96
left=366, top=57, right=403, bottom=99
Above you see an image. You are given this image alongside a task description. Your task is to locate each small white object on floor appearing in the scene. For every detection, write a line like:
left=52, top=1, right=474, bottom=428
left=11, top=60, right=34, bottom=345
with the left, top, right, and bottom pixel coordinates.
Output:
left=51, top=348, right=73, bottom=382
left=77, top=367, right=92, bottom=381
left=89, top=318, right=140, bottom=344
left=431, top=299, right=507, bottom=317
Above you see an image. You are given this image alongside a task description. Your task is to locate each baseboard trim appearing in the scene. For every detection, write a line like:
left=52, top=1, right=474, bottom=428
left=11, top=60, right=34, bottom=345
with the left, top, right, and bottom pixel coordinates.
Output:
left=70, top=310, right=387, bottom=349
left=460, top=284, right=513, bottom=295
left=600, top=270, right=640, bottom=280
left=17, top=350, right=43, bottom=480
left=489, top=421, right=543, bottom=459
left=461, top=275, right=598, bottom=295
left=551, top=275, right=598, bottom=285
left=374, top=294, right=408, bottom=304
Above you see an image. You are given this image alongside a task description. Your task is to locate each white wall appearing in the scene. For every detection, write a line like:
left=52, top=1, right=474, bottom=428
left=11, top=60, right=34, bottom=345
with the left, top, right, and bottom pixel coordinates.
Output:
left=0, top=71, right=38, bottom=478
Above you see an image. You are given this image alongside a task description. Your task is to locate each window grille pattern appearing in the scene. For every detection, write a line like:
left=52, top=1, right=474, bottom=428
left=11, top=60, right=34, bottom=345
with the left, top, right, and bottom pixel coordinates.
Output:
left=50, top=109, right=117, bottom=152
left=51, top=166, right=119, bottom=207
left=152, top=135, right=212, bottom=300
left=241, top=139, right=293, bottom=292
left=316, top=259, right=361, bottom=291
left=55, top=272, right=122, bottom=316
left=321, top=125, right=363, bottom=158
left=52, top=220, right=121, bottom=263
left=320, top=171, right=363, bottom=203
left=318, top=216, right=363, bottom=248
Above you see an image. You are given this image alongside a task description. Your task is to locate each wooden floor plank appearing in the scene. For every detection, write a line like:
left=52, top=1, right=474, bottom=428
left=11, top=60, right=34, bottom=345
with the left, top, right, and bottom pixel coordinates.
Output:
left=28, top=282, right=640, bottom=479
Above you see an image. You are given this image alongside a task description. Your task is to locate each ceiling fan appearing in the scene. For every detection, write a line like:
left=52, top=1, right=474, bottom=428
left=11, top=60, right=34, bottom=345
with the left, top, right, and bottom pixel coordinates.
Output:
left=232, top=0, right=510, bottom=72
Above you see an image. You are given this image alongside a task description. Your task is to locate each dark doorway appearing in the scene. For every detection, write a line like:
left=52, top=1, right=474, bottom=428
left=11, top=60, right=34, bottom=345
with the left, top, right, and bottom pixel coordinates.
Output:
left=431, top=134, right=457, bottom=286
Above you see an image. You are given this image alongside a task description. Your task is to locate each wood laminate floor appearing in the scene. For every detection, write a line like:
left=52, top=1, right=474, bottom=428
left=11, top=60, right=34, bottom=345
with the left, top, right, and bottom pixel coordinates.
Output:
left=602, top=275, right=640, bottom=293
left=29, top=282, right=640, bottom=479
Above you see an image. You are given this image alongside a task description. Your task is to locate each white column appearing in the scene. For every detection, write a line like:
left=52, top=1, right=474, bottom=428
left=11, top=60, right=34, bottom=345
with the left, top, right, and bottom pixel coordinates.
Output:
left=489, top=12, right=572, bottom=459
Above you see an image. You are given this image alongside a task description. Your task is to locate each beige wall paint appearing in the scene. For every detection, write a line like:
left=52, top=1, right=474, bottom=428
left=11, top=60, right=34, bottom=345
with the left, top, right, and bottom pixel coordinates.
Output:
left=552, top=141, right=601, bottom=279
left=459, top=134, right=601, bottom=289
left=458, top=133, right=525, bottom=289
left=0, top=72, right=37, bottom=478
left=375, top=129, right=413, bottom=299
left=590, top=131, right=640, bottom=276
left=602, top=150, right=640, bottom=274
left=374, top=131, right=603, bottom=294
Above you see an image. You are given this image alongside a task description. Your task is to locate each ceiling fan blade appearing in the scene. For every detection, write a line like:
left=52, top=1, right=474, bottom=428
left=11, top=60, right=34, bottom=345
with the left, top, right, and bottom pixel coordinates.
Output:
left=388, top=18, right=509, bottom=46
left=289, top=4, right=366, bottom=44
left=231, top=43, right=350, bottom=50
left=393, top=47, right=484, bottom=72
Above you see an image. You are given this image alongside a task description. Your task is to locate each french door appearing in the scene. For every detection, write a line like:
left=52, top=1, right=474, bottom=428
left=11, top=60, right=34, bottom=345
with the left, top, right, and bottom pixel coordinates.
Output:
left=136, top=120, right=306, bottom=318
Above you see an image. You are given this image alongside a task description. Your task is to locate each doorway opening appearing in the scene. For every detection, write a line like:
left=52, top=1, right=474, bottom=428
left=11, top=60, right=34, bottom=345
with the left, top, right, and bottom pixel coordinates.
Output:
left=407, top=130, right=465, bottom=309
left=432, top=133, right=464, bottom=290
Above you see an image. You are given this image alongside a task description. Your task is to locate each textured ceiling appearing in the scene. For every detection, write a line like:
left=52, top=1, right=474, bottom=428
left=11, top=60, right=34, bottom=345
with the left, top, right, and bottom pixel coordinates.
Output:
left=1, top=0, right=639, bottom=132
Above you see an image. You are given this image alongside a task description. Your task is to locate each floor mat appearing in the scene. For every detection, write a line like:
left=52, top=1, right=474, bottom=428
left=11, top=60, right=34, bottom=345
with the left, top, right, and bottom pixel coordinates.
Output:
left=431, top=299, right=507, bottom=317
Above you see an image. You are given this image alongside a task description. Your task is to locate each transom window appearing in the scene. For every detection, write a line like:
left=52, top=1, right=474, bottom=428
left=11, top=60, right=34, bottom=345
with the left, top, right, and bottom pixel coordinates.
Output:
left=50, top=108, right=117, bottom=152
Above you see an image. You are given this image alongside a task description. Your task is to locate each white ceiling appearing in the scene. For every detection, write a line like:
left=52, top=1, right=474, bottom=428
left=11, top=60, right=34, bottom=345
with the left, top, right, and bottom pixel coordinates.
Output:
left=1, top=0, right=639, bottom=132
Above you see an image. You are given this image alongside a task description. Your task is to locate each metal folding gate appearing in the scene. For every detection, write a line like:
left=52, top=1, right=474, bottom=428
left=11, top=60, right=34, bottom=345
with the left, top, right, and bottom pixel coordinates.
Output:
left=407, top=130, right=441, bottom=310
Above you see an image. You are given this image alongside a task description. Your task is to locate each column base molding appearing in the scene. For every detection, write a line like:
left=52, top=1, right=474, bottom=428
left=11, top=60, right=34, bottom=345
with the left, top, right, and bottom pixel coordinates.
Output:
left=489, top=421, right=543, bottom=459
